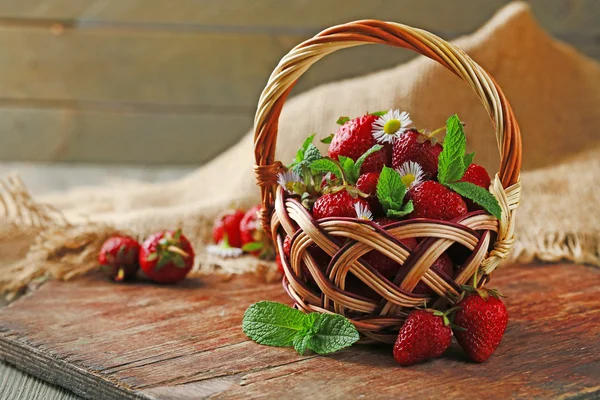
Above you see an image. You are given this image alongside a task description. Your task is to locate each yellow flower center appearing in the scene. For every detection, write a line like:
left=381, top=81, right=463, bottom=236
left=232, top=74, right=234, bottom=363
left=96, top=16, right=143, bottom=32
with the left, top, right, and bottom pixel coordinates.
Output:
left=383, top=119, right=401, bottom=135
left=401, top=174, right=415, bottom=188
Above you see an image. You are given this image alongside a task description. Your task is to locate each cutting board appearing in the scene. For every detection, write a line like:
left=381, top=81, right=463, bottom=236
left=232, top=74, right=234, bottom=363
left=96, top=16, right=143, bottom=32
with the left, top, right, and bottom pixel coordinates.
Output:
left=0, top=263, right=598, bottom=400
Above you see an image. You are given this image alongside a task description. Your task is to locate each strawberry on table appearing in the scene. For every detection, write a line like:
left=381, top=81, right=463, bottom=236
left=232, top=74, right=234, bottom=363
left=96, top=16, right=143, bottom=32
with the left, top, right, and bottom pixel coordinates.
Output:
left=98, top=235, right=141, bottom=282
left=139, top=229, right=195, bottom=284
left=212, top=209, right=245, bottom=248
left=239, top=205, right=274, bottom=259
left=393, top=309, right=454, bottom=366
left=454, top=284, right=509, bottom=363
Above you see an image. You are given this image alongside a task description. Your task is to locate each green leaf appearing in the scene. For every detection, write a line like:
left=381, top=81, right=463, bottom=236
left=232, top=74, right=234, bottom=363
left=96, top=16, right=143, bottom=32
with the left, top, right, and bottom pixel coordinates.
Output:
left=173, top=255, right=186, bottom=268
left=338, top=156, right=356, bottom=183
left=310, top=158, right=344, bottom=181
left=463, top=151, right=476, bottom=169
left=438, top=114, right=467, bottom=184
left=242, top=241, right=264, bottom=252
left=290, top=142, right=322, bottom=174
left=376, top=166, right=408, bottom=213
left=336, top=116, right=350, bottom=125
left=354, top=144, right=383, bottom=173
left=386, top=200, right=414, bottom=218
left=446, top=182, right=502, bottom=219
left=145, top=252, right=158, bottom=261
left=321, top=134, right=334, bottom=144
left=293, top=333, right=311, bottom=355
left=306, top=313, right=360, bottom=355
left=369, top=110, right=387, bottom=117
left=242, top=301, right=306, bottom=347
left=295, top=134, right=315, bottom=163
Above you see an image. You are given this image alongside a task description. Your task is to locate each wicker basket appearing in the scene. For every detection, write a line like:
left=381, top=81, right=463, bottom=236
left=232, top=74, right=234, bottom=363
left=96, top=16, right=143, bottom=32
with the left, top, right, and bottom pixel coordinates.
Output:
left=253, top=20, right=522, bottom=344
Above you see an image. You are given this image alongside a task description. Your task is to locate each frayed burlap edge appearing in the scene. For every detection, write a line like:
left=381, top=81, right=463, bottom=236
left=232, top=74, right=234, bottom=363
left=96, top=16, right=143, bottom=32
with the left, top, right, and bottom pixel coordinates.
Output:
left=0, top=175, right=279, bottom=299
left=511, top=230, right=600, bottom=266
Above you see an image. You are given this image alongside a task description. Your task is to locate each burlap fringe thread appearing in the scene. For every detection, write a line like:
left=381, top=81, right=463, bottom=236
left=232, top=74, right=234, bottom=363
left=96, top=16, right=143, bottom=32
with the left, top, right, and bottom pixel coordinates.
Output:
left=0, top=175, right=279, bottom=298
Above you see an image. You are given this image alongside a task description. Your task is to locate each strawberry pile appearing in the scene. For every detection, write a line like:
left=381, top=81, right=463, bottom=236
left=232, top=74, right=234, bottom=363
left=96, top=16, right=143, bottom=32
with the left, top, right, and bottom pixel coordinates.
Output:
left=208, top=206, right=277, bottom=265
left=276, top=109, right=508, bottom=364
left=98, top=229, right=195, bottom=284
left=277, top=110, right=501, bottom=291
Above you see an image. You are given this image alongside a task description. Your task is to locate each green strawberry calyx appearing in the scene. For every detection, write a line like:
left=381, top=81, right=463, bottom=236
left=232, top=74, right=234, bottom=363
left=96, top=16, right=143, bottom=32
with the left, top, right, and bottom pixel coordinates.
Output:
left=459, top=270, right=506, bottom=302
left=146, top=229, right=191, bottom=270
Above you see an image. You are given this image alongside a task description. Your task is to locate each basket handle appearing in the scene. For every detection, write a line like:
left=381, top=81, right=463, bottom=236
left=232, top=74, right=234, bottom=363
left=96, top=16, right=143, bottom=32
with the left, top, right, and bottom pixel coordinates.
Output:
left=253, top=20, right=522, bottom=232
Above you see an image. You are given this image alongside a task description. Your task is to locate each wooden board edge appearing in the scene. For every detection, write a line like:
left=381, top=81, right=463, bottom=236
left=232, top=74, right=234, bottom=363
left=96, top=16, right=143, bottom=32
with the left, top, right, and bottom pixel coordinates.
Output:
left=0, top=334, right=143, bottom=400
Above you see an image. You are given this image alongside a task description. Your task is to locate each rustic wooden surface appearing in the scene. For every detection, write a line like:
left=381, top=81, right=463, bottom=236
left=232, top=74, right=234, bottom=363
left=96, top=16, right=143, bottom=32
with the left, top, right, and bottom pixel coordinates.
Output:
left=0, top=0, right=598, bottom=165
left=0, top=263, right=598, bottom=399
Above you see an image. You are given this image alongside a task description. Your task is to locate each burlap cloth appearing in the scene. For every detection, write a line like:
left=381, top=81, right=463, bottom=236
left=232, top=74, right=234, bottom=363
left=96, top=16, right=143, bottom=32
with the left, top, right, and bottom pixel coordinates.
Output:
left=1, top=2, right=599, bottom=295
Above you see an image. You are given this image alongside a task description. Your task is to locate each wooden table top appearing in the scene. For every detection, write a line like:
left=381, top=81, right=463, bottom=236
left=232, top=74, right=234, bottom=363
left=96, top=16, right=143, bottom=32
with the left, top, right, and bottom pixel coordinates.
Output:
left=0, top=262, right=598, bottom=399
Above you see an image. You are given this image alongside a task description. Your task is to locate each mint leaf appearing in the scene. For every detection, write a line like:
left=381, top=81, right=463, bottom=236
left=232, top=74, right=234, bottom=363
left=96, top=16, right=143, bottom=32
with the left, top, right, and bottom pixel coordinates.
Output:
left=463, top=151, right=475, bottom=169
left=370, top=110, right=387, bottom=117
left=387, top=200, right=414, bottom=218
left=295, top=134, right=315, bottom=163
left=336, top=116, right=350, bottom=125
left=242, top=241, right=264, bottom=252
left=446, top=182, right=502, bottom=219
left=310, top=158, right=344, bottom=181
left=321, top=134, right=334, bottom=144
left=242, top=301, right=306, bottom=347
left=438, top=114, right=467, bottom=184
left=338, top=155, right=356, bottom=183
left=377, top=166, right=408, bottom=214
left=293, top=333, right=311, bottom=355
left=306, top=313, right=360, bottom=355
left=354, top=144, right=383, bottom=172
left=290, top=142, right=322, bottom=174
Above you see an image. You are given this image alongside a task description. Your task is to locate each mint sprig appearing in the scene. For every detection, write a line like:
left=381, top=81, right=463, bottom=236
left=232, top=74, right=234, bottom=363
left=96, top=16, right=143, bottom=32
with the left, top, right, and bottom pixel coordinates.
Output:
left=437, top=115, right=502, bottom=219
left=242, top=301, right=359, bottom=355
left=310, top=145, right=382, bottom=185
left=376, top=166, right=414, bottom=218
left=288, top=134, right=322, bottom=174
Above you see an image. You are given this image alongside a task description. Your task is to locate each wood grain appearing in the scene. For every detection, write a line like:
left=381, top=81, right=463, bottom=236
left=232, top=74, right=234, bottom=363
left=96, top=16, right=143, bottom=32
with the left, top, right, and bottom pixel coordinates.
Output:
left=0, top=108, right=251, bottom=164
left=0, top=0, right=598, bottom=36
left=0, top=263, right=598, bottom=399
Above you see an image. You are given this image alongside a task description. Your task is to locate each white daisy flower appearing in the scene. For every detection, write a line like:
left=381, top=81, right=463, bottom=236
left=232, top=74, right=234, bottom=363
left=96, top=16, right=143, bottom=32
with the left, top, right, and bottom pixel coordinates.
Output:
left=354, top=202, right=373, bottom=221
left=396, top=161, right=425, bottom=189
left=277, top=170, right=302, bottom=194
left=371, top=109, right=412, bottom=144
left=207, top=245, right=244, bottom=258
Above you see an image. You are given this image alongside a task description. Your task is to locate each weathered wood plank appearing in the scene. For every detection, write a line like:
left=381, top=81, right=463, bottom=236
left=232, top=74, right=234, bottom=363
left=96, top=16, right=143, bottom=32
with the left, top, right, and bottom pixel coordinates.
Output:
left=0, top=263, right=598, bottom=399
left=0, top=361, right=81, bottom=400
left=0, top=0, right=598, bottom=36
left=0, top=27, right=416, bottom=108
left=0, top=108, right=251, bottom=164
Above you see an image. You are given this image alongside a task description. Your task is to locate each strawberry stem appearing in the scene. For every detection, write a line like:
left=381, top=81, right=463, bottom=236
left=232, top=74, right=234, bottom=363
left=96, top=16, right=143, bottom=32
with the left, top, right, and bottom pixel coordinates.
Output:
left=167, top=245, right=190, bottom=258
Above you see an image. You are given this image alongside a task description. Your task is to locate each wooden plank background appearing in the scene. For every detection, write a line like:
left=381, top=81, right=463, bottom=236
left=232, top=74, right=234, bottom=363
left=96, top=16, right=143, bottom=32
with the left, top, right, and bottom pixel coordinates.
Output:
left=0, top=0, right=598, bottom=165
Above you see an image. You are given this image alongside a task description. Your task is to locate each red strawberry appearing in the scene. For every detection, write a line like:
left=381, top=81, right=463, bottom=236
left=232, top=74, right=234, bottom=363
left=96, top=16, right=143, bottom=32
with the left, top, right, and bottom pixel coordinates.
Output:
left=275, top=255, right=284, bottom=274
left=98, top=235, right=141, bottom=282
left=329, top=114, right=392, bottom=174
left=356, top=172, right=382, bottom=215
left=212, top=209, right=245, bottom=248
left=407, top=181, right=468, bottom=221
left=283, top=235, right=292, bottom=257
left=392, top=129, right=442, bottom=179
left=239, top=205, right=274, bottom=258
left=454, top=288, right=508, bottom=363
left=459, top=164, right=492, bottom=211
left=460, top=164, right=491, bottom=189
left=393, top=309, right=453, bottom=366
left=312, top=191, right=369, bottom=220
left=413, top=253, right=454, bottom=295
left=139, top=229, right=195, bottom=284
